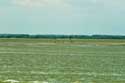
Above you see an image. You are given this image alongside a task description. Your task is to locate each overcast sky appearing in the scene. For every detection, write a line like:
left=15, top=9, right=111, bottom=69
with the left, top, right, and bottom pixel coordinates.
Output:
left=0, top=0, right=125, bottom=35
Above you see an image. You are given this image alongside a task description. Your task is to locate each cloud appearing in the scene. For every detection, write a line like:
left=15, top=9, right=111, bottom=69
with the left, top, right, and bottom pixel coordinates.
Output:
left=72, top=0, right=125, bottom=14
left=12, top=0, right=70, bottom=8
left=94, top=0, right=125, bottom=8
left=0, top=8, right=6, bottom=16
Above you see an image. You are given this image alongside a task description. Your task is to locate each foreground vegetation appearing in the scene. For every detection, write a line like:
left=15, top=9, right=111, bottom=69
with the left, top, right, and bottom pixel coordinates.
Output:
left=0, top=38, right=125, bottom=83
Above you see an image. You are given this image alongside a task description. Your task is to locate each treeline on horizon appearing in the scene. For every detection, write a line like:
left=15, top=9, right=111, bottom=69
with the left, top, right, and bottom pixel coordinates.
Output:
left=0, top=34, right=125, bottom=39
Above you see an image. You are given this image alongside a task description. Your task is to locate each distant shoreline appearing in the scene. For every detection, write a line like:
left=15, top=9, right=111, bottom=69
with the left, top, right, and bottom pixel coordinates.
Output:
left=0, top=34, right=125, bottom=39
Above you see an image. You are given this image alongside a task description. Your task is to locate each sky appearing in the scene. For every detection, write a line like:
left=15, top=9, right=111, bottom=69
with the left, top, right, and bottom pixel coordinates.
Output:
left=0, top=0, right=125, bottom=35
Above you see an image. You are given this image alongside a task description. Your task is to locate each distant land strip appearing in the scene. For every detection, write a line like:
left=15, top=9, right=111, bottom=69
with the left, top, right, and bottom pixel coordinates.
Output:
left=0, top=34, right=125, bottom=39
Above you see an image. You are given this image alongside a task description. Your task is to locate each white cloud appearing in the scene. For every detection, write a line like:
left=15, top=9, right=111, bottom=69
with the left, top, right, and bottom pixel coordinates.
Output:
left=94, top=0, right=125, bottom=8
left=0, top=8, right=6, bottom=16
left=12, top=0, right=70, bottom=8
